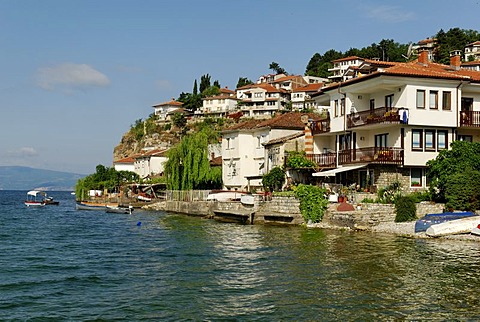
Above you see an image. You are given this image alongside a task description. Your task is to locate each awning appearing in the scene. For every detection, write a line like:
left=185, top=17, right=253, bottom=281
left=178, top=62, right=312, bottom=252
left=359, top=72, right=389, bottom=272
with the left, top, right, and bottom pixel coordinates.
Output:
left=313, top=164, right=367, bottom=177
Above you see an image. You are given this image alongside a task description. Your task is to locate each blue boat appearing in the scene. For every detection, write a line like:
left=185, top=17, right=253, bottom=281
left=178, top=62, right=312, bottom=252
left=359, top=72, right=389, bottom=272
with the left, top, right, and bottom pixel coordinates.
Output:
left=415, top=212, right=478, bottom=233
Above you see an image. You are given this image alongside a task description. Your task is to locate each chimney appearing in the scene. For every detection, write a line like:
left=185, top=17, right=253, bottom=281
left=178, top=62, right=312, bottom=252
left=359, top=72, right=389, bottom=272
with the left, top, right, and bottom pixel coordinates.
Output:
left=418, top=50, right=429, bottom=65
left=450, top=50, right=462, bottom=70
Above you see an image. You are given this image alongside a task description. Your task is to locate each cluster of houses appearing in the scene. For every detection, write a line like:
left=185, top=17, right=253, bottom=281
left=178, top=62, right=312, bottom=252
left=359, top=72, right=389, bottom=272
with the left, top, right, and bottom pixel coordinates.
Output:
left=114, top=39, right=480, bottom=194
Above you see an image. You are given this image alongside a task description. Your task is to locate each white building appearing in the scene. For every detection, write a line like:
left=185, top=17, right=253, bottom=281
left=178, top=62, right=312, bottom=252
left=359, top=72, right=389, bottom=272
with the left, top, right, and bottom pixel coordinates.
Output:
left=134, top=148, right=169, bottom=179
left=464, top=41, right=480, bottom=61
left=309, top=50, right=480, bottom=191
left=236, top=83, right=289, bottom=118
left=221, top=112, right=320, bottom=191
left=113, top=156, right=136, bottom=173
left=152, top=99, right=183, bottom=121
left=198, top=87, right=239, bottom=118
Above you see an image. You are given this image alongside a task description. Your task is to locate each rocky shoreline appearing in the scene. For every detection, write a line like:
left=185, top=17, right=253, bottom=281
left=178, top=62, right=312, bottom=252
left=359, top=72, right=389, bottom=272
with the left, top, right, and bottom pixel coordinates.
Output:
left=309, top=221, right=480, bottom=242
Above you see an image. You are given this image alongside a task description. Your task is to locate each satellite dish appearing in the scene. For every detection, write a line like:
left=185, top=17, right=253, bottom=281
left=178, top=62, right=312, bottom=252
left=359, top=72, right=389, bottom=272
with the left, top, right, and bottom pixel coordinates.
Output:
left=402, top=42, right=413, bottom=61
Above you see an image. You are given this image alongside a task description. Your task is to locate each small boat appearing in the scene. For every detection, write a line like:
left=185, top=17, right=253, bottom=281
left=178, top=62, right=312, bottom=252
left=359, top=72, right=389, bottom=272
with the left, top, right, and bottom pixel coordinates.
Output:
left=414, top=212, right=477, bottom=233
left=207, top=190, right=246, bottom=202
left=44, top=196, right=59, bottom=205
left=426, top=216, right=480, bottom=237
left=471, top=224, right=480, bottom=236
left=106, top=205, right=134, bottom=214
left=240, top=194, right=255, bottom=205
left=75, top=201, right=110, bottom=211
left=25, top=190, right=46, bottom=207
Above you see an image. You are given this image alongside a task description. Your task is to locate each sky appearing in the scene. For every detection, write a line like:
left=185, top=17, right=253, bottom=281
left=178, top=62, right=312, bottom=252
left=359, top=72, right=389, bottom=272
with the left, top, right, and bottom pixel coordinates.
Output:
left=1, top=0, right=479, bottom=175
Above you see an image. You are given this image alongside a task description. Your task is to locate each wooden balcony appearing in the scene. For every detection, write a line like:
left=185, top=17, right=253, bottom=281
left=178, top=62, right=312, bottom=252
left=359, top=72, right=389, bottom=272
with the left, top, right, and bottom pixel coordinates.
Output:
left=304, top=147, right=403, bottom=168
left=459, top=111, right=480, bottom=127
left=339, top=147, right=404, bottom=165
left=310, top=119, right=331, bottom=135
left=347, top=106, right=405, bottom=128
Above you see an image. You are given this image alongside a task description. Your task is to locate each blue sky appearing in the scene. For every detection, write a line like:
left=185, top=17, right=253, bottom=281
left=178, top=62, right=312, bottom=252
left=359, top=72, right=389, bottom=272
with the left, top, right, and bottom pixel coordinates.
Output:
left=1, top=0, right=479, bottom=174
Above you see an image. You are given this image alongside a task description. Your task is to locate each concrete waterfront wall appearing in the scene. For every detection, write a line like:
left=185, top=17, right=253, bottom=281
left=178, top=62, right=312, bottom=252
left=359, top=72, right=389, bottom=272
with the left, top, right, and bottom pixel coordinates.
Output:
left=144, top=197, right=444, bottom=228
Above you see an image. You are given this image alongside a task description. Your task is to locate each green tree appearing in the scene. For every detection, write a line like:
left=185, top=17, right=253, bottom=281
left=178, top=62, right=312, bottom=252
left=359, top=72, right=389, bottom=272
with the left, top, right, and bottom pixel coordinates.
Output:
left=262, top=167, right=285, bottom=192
left=236, top=77, right=253, bottom=88
left=294, top=184, right=329, bottom=223
left=199, top=74, right=211, bottom=93
left=427, top=141, right=480, bottom=205
left=172, top=112, right=187, bottom=128
left=75, top=165, right=139, bottom=198
left=164, top=128, right=222, bottom=190
left=269, top=62, right=287, bottom=75
left=201, top=85, right=221, bottom=98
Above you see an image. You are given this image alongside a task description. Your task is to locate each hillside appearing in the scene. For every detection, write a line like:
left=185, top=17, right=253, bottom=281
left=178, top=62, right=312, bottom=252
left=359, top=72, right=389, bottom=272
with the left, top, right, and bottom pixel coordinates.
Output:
left=0, top=166, right=85, bottom=191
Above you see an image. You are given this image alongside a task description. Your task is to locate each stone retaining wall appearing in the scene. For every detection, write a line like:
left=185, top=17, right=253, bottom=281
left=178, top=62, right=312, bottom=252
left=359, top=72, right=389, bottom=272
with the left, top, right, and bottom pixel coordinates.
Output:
left=144, top=197, right=445, bottom=228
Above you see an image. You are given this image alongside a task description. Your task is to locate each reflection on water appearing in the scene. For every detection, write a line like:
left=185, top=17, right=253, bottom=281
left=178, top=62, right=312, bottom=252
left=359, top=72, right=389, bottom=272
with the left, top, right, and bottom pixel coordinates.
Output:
left=1, top=191, right=480, bottom=321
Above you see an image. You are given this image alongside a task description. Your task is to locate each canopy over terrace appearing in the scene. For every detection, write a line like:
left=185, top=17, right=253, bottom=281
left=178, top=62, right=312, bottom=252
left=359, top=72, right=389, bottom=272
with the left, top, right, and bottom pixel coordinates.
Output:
left=312, top=164, right=367, bottom=177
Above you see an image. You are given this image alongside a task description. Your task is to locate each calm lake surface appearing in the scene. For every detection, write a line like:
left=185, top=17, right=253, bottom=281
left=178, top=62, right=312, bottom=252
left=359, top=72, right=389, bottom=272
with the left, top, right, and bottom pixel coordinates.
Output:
left=1, top=190, right=480, bottom=321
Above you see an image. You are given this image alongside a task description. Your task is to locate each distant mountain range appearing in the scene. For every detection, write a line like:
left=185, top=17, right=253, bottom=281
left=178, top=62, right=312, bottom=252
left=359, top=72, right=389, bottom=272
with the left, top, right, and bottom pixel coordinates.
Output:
left=0, top=166, right=85, bottom=191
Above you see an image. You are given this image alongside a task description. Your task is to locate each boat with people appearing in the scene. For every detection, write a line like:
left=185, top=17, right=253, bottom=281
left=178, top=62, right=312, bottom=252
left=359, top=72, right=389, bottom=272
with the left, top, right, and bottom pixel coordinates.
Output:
left=24, top=190, right=46, bottom=207
left=414, top=211, right=478, bottom=233
left=106, top=205, right=134, bottom=214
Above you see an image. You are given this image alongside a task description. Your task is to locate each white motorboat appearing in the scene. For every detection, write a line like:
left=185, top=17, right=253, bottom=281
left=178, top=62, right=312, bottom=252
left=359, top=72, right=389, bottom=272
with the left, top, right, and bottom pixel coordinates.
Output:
left=426, top=216, right=480, bottom=237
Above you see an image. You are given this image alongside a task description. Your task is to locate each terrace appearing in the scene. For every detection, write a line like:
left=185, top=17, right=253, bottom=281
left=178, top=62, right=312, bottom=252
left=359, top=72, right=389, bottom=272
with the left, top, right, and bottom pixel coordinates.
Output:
left=347, top=106, right=406, bottom=128
left=459, top=111, right=480, bottom=127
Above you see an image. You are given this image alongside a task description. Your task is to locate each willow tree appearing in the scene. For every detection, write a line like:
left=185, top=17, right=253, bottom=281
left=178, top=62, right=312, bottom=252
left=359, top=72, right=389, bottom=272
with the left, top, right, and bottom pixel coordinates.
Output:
left=164, top=128, right=222, bottom=190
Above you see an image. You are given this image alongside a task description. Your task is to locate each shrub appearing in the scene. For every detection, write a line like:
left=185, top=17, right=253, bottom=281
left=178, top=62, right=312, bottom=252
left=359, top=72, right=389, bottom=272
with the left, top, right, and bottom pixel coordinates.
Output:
left=262, top=167, right=285, bottom=192
left=285, top=151, right=317, bottom=169
left=394, top=195, right=417, bottom=222
left=444, top=168, right=480, bottom=211
left=377, top=180, right=402, bottom=204
left=294, top=184, right=329, bottom=223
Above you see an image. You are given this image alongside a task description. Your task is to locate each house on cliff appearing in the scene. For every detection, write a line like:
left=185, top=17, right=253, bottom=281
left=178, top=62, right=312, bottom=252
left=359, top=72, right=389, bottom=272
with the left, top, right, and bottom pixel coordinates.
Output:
left=308, top=50, right=480, bottom=192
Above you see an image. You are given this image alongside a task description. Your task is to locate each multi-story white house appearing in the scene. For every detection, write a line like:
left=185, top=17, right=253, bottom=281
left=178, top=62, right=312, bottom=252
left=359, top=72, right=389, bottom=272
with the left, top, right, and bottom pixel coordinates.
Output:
left=221, top=112, right=321, bottom=191
left=236, top=83, right=289, bottom=118
left=133, top=148, right=169, bottom=179
left=198, top=87, right=239, bottom=118
left=328, top=56, right=365, bottom=83
left=465, top=41, right=480, bottom=61
left=152, top=99, right=183, bottom=121
left=113, top=156, right=136, bottom=173
left=291, top=82, right=324, bottom=111
left=308, top=50, right=480, bottom=192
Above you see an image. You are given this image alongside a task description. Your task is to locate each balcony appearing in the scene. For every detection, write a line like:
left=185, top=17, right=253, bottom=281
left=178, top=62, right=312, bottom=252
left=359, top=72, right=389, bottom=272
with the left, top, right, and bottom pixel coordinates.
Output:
left=347, top=107, right=405, bottom=128
left=305, top=147, right=404, bottom=168
left=459, top=111, right=480, bottom=127
left=310, top=119, right=331, bottom=135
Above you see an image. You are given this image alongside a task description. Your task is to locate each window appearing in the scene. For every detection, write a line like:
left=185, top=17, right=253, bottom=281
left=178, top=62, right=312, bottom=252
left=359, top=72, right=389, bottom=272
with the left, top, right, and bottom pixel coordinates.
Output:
left=412, top=130, right=423, bottom=150
left=334, top=100, right=338, bottom=117
left=429, top=91, right=438, bottom=109
left=411, top=168, right=423, bottom=187
left=226, top=137, right=235, bottom=150
left=425, top=130, right=435, bottom=150
left=340, top=98, right=345, bottom=116
left=458, top=135, right=473, bottom=142
left=437, top=131, right=448, bottom=150
left=369, top=99, right=375, bottom=112
left=257, top=136, right=261, bottom=148
left=442, top=91, right=451, bottom=110
left=416, top=90, right=425, bottom=109
left=385, top=94, right=394, bottom=108
left=375, top=133, right=388, bottom=148
left=339, top=133, right=351, bottom=151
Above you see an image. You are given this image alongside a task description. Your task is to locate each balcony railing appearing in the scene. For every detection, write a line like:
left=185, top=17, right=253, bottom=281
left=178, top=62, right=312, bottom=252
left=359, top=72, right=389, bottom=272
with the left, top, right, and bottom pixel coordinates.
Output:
left=339, top=147, right=404, bottom=165
left=310, top=119, right=331, bottom=134
left=347, top=106, right=405, bottom=128
left=460, top=111, right=480, bottom=127
left=305, top=147, right=404, bottom=168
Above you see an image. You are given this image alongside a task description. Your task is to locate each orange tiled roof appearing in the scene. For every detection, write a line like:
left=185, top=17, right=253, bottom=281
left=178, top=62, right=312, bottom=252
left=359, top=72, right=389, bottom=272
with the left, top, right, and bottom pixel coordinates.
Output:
left=237, top=83, right=283, bottom=93
left=332, top=56, right=362, bottom=63
left=152, top=99, right=183, bottom=107
left=223, top=112, right=324, bottom=132
left=292, top=82, right=324, bottom=92
left=114, top=156, right=136, bottom=164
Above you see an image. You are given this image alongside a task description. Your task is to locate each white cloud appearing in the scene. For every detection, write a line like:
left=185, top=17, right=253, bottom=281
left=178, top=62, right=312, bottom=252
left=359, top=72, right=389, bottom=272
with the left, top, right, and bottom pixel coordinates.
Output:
left=156, top=79, right=173, bottom=90
left=8, top=147, right=39, bottom=157
left=35, top=63, right=110, bottom=91
left=366, top=5, right=415, bottom=23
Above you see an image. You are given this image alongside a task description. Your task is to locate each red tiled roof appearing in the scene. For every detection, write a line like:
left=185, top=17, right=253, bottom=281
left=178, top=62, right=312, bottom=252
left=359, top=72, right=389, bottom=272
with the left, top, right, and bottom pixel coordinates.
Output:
left=114, top=156, right=136, bottom=164
left=292, top=82, right=324, bottom=92
left=152, top=99, right=183, bottom=107
left=223, top=112, right=324, bottom=132
left=237, top=83, right=283, bottom=93
left=332, top=56, right=362, bottom=63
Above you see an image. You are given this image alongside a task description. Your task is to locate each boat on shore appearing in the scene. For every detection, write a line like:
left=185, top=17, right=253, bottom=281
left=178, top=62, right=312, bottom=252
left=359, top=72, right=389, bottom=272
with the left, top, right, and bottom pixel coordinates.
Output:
left=25, top=190, right=46, bottom=207
left=75, top=201, right=118, bottom=211
left=207, top=190, right=246, bottom=202
left=106, top=205, right=134, bottom=214
left=426, top=216, right=480, bottom=237
left=414, top=211, right=477, bottom=233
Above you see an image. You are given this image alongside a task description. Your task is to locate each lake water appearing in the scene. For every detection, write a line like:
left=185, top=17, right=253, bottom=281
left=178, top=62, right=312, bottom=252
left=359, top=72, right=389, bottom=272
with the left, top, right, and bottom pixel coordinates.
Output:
left=1, top=190, right=480, bottom=320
